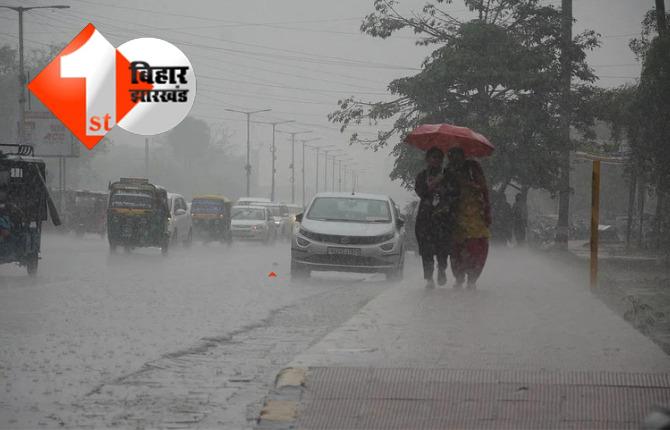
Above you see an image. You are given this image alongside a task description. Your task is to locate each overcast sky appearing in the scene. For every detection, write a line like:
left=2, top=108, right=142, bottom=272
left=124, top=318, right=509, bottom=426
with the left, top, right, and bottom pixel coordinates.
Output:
left=0, top=0, right=654, bottom=205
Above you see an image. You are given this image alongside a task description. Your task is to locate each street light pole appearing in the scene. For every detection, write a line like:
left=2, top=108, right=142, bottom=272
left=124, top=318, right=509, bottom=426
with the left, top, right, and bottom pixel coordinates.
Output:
left=301, top=138, right=321, bottom=207
left=225, top=108, right=271, bottom=196
left=278, top=130, right=311, bottom=204
left=321, top=146, right=336, bottom=191
left=263, top=120, right=294, bottom=202
left=0, top=5, right=70, bottom=145
left=329, top=151, right=345, bottom=192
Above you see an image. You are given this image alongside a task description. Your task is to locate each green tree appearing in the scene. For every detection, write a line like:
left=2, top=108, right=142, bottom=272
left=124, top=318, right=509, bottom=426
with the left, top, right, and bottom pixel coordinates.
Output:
left=329, top=0, right=599, bottom=199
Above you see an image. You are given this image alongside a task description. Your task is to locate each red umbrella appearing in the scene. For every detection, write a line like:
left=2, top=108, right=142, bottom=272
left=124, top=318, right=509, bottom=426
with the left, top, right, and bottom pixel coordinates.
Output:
left=404, top=123, right=494, bottom=157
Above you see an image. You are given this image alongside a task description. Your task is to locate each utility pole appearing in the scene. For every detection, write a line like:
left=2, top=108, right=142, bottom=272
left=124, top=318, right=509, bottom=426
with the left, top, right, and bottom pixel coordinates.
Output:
left=263, top=119, right=294, bottom=202
left=278, top=130, right=311, bottom=204
left=339, top=158, right=353, bottom=192
left=329, top=151, right=345, bottom=192
left=1, top=5, right=70, bottom=145
left=225, top=108, right=271, bottom=197
left=301, top=138, right=321, bottom=206
left=322, top=147, right=336, bottom=191
left=338, top=159, right=343, bottom=192
left=657, top=0, right=667, bottom=35
left=556, top=0, right=572, bottom=249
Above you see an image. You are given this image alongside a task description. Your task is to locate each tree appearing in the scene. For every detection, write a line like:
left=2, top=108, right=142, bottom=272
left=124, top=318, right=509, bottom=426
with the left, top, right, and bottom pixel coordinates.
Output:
left=329, top=0, right=599, bottom=200
left=596, top=5, right=670, bottom=252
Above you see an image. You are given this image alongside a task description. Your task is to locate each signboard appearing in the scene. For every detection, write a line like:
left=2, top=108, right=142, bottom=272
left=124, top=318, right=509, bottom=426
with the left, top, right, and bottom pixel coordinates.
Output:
left=23, top=111, right=79, bottom=158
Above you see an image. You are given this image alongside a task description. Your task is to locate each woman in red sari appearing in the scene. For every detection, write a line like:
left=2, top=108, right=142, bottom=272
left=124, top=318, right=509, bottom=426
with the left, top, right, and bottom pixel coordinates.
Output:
left=446, top=147, right=491, bottom=289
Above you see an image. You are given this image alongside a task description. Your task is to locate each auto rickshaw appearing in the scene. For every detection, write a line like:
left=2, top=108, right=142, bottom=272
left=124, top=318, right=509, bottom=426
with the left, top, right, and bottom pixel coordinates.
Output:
left=190, top=195, right=233, bottom=243
left=0, top=145, right=61, bottom=275
left=107, top=178, right=170, bottom=254
left=71, top=190, right=108, bottom=237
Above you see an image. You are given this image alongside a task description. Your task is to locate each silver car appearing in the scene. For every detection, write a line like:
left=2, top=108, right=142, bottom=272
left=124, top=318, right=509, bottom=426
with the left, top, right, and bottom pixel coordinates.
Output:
left=291, top=192, right=406, bottom=281
left=230, top=205, right=276, bottom=243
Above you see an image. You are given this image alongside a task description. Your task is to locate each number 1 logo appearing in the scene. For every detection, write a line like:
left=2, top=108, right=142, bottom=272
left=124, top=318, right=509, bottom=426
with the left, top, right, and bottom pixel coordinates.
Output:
left=28, top=24, right=196, bottom=150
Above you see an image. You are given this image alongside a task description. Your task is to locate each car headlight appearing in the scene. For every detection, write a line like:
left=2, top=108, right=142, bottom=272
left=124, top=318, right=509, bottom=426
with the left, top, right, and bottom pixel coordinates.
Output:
left=380, top=242, right=395, bottom=251
left=378, top=232, right=395, bottom=243
left=299, top=227, right=317, bottom=240
left=274, top=220, right=281, bottom=225
left=296, top=236, right=311, bottom=247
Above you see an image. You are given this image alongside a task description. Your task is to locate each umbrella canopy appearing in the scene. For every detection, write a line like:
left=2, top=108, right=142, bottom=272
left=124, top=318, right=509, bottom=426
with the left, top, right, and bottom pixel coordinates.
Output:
left=404, top=123, right=494, bottom=157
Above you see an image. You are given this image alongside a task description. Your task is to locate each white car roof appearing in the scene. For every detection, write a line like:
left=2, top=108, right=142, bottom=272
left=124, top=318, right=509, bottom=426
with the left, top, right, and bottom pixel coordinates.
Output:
left=237, top=197, right=271, bottom=202
left=311, top=192, right=390, bottom=201
left=233, top=205, right=267, bottom=211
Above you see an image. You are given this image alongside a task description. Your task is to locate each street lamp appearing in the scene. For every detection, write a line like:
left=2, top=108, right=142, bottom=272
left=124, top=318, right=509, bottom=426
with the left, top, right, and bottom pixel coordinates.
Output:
left=315, top=144, right=334, bottom=194
left=328, top=150, right=346, bottom=192
left=0, top=5, right=70, bottom=145
left=301, top=138, right=322, bottom=206
left=278, top=130, right=311, bottom=204
left=259, top=119, right=294, bottom=202
left=322, top=146, right=339, bottom=191
left=225, top=108, right=271, bottom=196
left=339, top=157, right=354, bottom=192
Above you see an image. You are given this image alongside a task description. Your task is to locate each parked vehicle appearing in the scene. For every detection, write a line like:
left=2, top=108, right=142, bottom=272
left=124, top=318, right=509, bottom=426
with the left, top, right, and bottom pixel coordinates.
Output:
left=230, top=205, right=276, bottom=243
left=0, top=145, right=60, bottom=275
left=191, top=195, right=233, bottom=243
left=167, top=193, right=192, bottom=246
left=107, top=178, right=170, bottom=254
left=71, top=190, right=107, bottom=237
left=291, top=192, right=406, bottom=281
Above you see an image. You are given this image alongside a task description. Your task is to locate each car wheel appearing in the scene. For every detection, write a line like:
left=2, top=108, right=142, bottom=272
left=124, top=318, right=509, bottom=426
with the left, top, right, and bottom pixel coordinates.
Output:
left=385, top=252, right=404, bottom=282
left=161, top=239, right=169, bottom=255
left=26, top=253, right=38, bottom=276
left=109, top=242, right=117, bottom=254
left=291, top=259, right=310, bottom=280
left=171, top=229, right=178, bottom=245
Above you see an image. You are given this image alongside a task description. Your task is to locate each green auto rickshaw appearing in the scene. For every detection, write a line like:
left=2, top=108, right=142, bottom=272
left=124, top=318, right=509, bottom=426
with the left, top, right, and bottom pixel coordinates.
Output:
left=107, top=178, right=170, bottom=254
left=190, top=195, right=233, bottom=243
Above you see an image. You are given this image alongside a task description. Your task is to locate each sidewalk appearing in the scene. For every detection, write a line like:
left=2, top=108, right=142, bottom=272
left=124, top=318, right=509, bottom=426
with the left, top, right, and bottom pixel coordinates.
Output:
left=257, top=248, right=670, bottom=429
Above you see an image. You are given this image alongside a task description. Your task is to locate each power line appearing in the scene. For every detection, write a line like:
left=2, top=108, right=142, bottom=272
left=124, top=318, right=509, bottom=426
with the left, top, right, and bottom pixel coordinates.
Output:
left=40, top=10, right=395, bottom=88
left=61, top=7, right=420, bottom=71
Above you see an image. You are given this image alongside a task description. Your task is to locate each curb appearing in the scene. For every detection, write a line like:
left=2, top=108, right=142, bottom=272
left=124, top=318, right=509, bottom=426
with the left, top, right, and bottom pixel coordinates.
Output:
left=256, top=367, right=308, bottom=429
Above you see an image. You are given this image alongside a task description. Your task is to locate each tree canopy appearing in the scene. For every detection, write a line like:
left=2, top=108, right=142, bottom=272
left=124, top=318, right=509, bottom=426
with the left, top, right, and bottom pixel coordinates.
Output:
left=329, top=0, right=599, bottom=195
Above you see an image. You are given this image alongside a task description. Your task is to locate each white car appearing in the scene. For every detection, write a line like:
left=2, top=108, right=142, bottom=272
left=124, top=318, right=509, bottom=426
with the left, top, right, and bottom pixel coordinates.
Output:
left=167, top=193, right=192, bottom=246
left=230, top=205, right=276, bottom=243
left=236, top=197, right=272, bottom=206
left=291, top=192, right=406, bottom=281
left=256, top=202, right=291, bottom=239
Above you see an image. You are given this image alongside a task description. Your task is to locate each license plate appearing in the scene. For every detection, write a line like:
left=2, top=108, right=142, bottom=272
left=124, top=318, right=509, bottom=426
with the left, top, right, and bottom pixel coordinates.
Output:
left=327, top=247, right=361, bottom=256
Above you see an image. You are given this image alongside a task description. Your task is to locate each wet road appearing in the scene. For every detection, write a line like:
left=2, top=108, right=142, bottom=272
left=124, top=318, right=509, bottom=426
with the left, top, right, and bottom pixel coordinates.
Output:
left=0, top=234, right=393, bottom=429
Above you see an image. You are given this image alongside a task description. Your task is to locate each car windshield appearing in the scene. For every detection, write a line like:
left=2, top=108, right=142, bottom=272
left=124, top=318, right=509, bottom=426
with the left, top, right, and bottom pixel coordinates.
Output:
left=306, top=197, right=391, bottom=223
left=191, top=199, right=224, bottom=214
left=259, top=205, right=281, bottom=217
left=110, top=191, right=153, bottom=209
left=232, top=207, right=265, bottom=220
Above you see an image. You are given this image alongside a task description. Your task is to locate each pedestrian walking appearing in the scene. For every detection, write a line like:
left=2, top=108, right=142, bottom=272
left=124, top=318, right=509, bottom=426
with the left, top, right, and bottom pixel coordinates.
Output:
left=512, top=193, right=527, bottom=245
left=414, top=147, right=459, bottom=289
left=447, top=147, right=491, bottom=289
